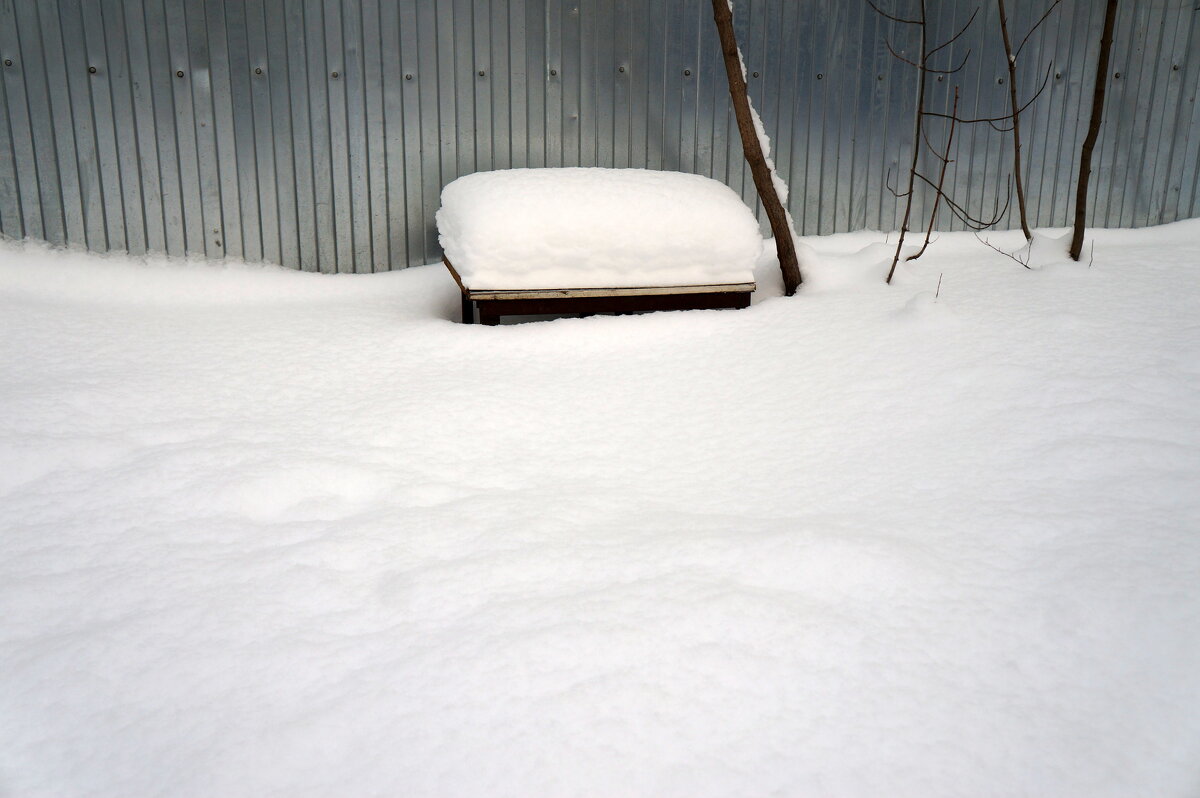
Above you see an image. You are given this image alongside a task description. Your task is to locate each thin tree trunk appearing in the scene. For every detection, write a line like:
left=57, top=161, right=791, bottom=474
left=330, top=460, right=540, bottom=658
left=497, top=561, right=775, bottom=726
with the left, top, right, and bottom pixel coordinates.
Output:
left=908, top=87, right=959, bottom=261
left=711, top=0, right=801, bottom=294
left=998, top=0, right=1032, bottom=240
left=886, top=0, right=927, bottom=284
left=1070, top=0, right=1118, bottom=261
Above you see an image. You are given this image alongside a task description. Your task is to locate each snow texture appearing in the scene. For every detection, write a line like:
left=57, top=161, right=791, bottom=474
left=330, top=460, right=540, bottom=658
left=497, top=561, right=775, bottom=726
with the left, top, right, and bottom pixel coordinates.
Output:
left=436, top=168, right=762, bottom=289
left=2, top=222, right=1200, bottom=797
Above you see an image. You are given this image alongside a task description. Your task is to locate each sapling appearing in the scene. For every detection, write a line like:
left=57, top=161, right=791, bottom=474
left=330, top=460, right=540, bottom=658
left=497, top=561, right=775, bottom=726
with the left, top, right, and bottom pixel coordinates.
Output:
left=869, top=0, right=1011, bottom=284
left=997, top=0, right=1062, bottom=241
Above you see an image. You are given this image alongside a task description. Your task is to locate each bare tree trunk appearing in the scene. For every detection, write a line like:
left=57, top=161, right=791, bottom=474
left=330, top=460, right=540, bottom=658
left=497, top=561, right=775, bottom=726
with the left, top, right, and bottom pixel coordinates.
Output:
left=908, top=87, right=959, bottom=261
left=886, top=0, right=927, bottom=284
left=998, top=0, right=1031, bottom=240
left=711, top=0, right=802, bottom=294
left=1070, top=0, right=1118, bottom=261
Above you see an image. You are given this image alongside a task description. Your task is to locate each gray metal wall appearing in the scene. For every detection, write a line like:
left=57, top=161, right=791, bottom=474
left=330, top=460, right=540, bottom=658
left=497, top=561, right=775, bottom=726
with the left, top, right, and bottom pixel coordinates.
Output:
left=0, top=0, right=1197, bottom=272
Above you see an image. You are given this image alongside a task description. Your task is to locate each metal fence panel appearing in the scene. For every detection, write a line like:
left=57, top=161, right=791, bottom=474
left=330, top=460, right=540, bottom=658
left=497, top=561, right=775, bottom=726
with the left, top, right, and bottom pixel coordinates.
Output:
left=1, top=0, right=1198, bottom=271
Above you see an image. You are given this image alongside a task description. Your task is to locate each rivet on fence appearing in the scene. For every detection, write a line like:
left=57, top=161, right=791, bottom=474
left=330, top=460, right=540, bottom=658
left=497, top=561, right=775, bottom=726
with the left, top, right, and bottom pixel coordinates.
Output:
left=88, top=65, right=97, bottom=73
left=176, top=70, right=184, bottom=77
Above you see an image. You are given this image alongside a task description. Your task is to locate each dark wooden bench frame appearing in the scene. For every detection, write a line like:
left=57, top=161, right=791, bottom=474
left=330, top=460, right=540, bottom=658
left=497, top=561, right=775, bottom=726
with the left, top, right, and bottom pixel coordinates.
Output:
left=444, top=259, right=754, bottom=325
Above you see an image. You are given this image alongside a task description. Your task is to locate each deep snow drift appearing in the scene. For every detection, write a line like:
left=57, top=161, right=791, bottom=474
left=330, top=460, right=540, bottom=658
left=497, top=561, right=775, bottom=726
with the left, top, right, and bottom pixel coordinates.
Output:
left=1, top=222, right=1199, bottom=797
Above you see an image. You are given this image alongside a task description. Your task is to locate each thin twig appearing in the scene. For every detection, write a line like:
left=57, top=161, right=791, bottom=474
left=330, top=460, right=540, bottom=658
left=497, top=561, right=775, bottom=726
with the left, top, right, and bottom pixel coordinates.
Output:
left=913, top=171, right=1012, bottom=229
left=923, top=65, right=1051, bottom=124
left=865, top=0, right=922, bottom=25
left=927, top=8, right=979, bottom=57
left=888, top=38, right=971, bottom=74
left=975, top=232, right=1033, bottom=268
left=885, top=165, right=912, bottom=198
left=1015, top=0, right=1063, bottom=59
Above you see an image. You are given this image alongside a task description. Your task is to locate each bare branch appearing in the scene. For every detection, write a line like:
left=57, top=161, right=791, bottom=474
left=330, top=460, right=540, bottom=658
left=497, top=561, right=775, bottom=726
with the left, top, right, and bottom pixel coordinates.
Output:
left=885, top=38, right=923, bottom=70
left=928, top=8, right=979, bottom=58
left=913, top=171, right=1012, bottom=229
left=920, top=124, right=944, bottom=158
left=921, top=67, right=1051, bottom=126
left=975, top=232, right=1033, bottom=268
left=898, top=44, right=973, bottom=74
left=922, top=74, right=1046, bottom=128
left=923, top=108, right=1004, bottom=124
left=866, top=0, right=923, bottom=25
left=934, top=49, right=973, bottom=75
left=1015, top=0, right=1063, bottom=59
left=885, top=166, right=912, bottom=198
left=1011, top=62, right=1055, bottom=114
left=920, top=125, right=956, bottom=163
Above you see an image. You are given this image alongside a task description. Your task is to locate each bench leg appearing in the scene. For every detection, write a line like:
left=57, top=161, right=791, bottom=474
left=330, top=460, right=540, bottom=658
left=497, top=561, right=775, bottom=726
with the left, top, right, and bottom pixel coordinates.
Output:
left=461, top=294, right=474, bottom=324
left=476, top=300, right=500, bottom=326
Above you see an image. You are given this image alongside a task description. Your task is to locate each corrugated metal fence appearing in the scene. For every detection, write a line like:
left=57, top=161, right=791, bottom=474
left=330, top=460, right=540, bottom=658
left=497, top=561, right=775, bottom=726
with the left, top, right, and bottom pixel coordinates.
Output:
left=0, top=0, right=1197, bottom=272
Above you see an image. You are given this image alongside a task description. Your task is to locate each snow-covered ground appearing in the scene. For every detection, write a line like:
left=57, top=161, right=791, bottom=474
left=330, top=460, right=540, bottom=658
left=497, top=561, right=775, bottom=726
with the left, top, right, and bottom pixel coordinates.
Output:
left=1, top=222, right=1198, bottom=797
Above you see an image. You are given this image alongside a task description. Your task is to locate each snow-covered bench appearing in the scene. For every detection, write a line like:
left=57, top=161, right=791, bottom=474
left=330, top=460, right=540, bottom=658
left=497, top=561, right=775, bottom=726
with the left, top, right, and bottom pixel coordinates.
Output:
left=436, top=168, right=760, bottom=324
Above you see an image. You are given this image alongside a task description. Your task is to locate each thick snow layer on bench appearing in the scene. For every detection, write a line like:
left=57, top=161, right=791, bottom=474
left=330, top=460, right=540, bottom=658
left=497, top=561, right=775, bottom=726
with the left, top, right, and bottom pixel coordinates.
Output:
left=437, top=168, right=762, bottom=290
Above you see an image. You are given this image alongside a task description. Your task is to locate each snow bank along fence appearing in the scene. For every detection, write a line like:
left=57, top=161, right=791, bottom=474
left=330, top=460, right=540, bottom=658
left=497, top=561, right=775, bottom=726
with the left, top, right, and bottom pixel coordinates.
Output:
left=0, top=0, right=1196, bottom=274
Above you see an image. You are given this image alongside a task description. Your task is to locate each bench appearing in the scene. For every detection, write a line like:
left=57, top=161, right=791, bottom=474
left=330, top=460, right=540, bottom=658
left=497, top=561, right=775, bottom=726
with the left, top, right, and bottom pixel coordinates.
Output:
left=436, top=167, right=762, bottom=325
left=444, top=258, right=754, bottom=325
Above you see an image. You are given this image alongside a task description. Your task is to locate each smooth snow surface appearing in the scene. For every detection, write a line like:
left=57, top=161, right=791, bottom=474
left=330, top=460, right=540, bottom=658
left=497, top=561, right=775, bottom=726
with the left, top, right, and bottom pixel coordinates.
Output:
left=436, top=168, right=762, bottom=289
left=2, top=224, right=1200, bottom=797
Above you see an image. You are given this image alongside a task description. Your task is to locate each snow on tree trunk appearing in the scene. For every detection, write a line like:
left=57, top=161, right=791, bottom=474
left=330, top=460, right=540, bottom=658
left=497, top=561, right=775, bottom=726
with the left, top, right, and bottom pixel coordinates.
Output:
left=712, top=0, right=803, bottom=295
